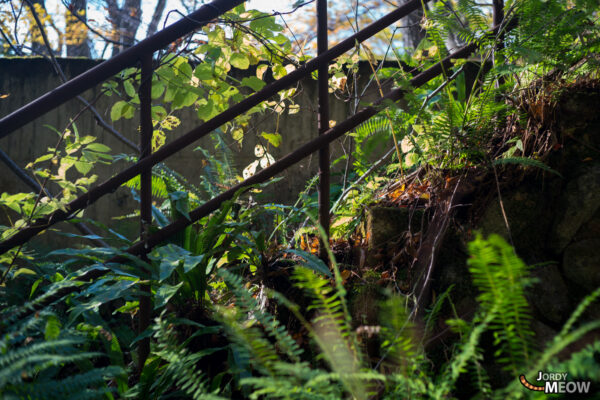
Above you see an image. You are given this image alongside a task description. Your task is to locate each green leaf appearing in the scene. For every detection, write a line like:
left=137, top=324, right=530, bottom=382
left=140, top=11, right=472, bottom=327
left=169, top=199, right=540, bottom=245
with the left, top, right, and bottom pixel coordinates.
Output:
left=177, top=61, right=193, bottom=78
left=249, top=15, right=282, bottom=36
left=34, top=154, right=54, bottom=164
left=154, top=282, right=183, bottom=309
left=242, top=76, right=266, bottom=91
left=163, top=85, right=177, bottom=102
left=261, top=132, right=282, bottom=147
left=405, top=152, right=419, bottom=167
left=85, top=143, right=111, bottom=153
left=123, top=80, right=136, bottom=98
left=169, top=191, right=191, bottom=221
left=197, top=98, right=218, bottom=121
left=13, top=268, right=36, bottom=278
left=151, top=105, right=167, bottom=120
left=121, top=103, right=135, bottom=119
left=151, top=81, right=165, bottom=99
left=172, top=89, right=198, bottom=110
left=493, top=157, right=562, bottom=177
left=230, top=53, right=250, bottom=70
left=74, top=161, right=93, bottom=175
left=194, top=63, right=213, bottom=81
left=272, top=64, right=287, bottom=80
left=110, top=100, right=128, bottom=121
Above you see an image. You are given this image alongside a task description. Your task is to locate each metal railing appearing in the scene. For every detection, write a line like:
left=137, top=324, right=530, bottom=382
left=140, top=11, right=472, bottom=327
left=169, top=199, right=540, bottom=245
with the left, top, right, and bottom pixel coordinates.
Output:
left=0, top=0, right=434, bottom=254
left=0, top=0, right=509, bottom=364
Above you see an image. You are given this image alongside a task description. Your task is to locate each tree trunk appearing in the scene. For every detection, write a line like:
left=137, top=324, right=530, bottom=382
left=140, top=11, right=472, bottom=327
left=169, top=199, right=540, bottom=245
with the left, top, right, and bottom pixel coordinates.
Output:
left=66, top=0, right=91, bottom=57
left=399, top=0, right=426, bottom=50
left=107, top=0, right=142, bottom=56
left=147, top=0, right=166, bottom=37
left=30, top=0, right=48, bottom=55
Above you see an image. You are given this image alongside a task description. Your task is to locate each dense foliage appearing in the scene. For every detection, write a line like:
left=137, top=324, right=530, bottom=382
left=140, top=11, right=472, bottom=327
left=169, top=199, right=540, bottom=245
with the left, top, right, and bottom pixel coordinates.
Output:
left=1, top=0, right=600, bottom=398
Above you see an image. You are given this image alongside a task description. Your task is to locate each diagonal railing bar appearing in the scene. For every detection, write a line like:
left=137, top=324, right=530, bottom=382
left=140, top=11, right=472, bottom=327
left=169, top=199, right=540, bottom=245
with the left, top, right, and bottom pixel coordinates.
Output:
left=0, top=0, right=433, bottom=255
left=0, top=149, right=109, bottom=248
left=0, top=0, right=245, bottom=139
left=3, top=37, right=490, bottom=324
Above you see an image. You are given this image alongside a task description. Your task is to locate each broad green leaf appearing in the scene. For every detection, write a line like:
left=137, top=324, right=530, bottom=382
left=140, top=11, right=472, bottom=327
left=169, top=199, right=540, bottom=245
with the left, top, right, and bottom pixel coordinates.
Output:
left=177, top=61, right=193, bottom=78
left=242, top=76, right=266, bottom=91
left=249, top=15, right=282, bottom=36
left=207, top=26, right=226, bottom=45
left=85, top=143, right=111, bottom=153
left=110, top=100, right=128, bottom=121
left=230, top=53, right=250, bottom=70
left=173, top=89, right=198, bottom=110
left=151, top=105, right=167, bottom=120
left=74, top=161, right=93, bottom=175
left=123, top=80, right=136, bottom=98
left=261, top=132, right=282, bottom=147
left=151, top=81, right=165, bottom=99
left=164, top=85, right=176, bottom=102
left=272, top=64, right=287, bottom=79
left=154, top=282, right=183, bottom=309
left=197, top=98, right=218, bottom=121
left=13, top=268, right=36, bottom=278
left=121, top=103, right=135, bottom=119
left=169, top=191, right=191, bottom=221
left=34, top=154, right=54, bottom=164
left=194, top=63, right=213, bottom=81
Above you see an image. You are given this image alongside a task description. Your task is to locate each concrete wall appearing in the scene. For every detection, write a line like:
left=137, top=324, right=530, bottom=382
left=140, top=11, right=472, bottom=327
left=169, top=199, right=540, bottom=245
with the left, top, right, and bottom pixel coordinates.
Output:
left=0, top=57, right=391, bottom=248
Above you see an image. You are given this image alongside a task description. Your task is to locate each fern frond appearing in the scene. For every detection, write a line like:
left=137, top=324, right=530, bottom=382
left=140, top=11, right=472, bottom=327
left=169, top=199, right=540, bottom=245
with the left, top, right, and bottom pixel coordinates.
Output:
left=493, top=157, right=562, bottom=177
left=467, top=234, right=535, bottom=373
left=436, top=309, right=496, bottom=397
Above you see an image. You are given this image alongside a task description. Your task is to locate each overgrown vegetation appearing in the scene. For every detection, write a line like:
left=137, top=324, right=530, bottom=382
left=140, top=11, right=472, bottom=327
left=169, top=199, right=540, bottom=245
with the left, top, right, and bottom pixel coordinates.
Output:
left=1, top=0, right=600, bottom=398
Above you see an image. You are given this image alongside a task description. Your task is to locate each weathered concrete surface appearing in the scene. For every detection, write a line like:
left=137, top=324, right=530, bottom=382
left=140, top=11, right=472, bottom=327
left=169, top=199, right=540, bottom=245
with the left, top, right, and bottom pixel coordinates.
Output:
left=364, top=206, right=424, bottom=250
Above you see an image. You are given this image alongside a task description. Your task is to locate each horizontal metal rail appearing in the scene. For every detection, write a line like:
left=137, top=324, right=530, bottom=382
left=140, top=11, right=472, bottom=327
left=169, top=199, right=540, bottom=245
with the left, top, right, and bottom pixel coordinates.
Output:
left=0, top=0, right=433, bottom=255
left=0, top=0, right=244, bottom=139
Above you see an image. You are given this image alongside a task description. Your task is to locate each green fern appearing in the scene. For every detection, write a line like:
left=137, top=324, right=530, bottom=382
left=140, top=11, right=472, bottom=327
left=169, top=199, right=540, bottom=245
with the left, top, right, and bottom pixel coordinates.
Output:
left=493, top=157, right=562, bottom=177
left=467, top=234, right=536, bottom=374
left=0, top=326, right=123, bottom=399
left=134, top=313, right=226, bottom=400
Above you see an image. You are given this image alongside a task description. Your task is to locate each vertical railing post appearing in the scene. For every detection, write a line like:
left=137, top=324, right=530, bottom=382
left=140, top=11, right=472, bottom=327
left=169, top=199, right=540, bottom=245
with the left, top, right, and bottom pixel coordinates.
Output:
left=138, top=53, right=153, bottom=371
left=492, top=0, right=505, bottom=87
left=317, top=0, right=330, bottom=260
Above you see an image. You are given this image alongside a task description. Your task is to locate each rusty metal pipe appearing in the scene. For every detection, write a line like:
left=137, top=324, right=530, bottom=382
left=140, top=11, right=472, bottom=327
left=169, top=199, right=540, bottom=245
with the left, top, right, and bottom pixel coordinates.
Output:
left=0, top=0, right=433, bottom=254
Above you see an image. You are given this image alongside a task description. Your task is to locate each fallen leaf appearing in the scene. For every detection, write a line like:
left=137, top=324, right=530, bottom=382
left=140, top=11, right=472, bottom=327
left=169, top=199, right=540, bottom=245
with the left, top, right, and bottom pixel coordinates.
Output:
left=341, top=269, right=351, bottom=282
